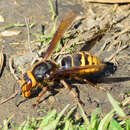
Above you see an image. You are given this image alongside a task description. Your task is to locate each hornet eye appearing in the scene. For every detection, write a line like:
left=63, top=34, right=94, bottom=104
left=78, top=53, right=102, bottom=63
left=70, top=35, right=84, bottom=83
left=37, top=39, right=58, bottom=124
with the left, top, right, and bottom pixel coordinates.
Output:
left=21, top=80, right=32, bottom=91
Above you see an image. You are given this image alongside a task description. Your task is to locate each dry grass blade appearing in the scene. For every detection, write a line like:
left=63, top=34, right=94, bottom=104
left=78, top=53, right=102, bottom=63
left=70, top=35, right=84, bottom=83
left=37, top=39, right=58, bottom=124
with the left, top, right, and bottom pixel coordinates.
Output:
left=105, top=44, right=128, bottom=62
left=113, top=26, right=130, bottom=39
left=24, top=17, right=32, bottom=53
left=85, top=0, right=130, bottom=3
left=0, top=49, right=4, bottom=75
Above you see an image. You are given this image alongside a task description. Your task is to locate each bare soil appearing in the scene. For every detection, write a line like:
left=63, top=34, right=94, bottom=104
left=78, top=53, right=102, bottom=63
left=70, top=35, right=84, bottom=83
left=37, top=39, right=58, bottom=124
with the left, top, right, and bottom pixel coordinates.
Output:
left=0, top=0, right=130, bottom=127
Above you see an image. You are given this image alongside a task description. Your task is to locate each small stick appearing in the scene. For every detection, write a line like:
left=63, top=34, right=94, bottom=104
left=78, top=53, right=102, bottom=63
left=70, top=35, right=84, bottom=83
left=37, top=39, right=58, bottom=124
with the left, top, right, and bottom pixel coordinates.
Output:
left=0, top=90, right=20, bottom=105
left=75, top=77, right=108, bottom=91
left=84, top=0, right=130, bottom=3
left=113, top=26, right=130, bottom=39
left=105, top=44, right=128, bottom=62
left=60, top=80, right=85, bottom=105
left=107, top=40, right=120, bottom=51
left=9, top=56, right=21, bottom=82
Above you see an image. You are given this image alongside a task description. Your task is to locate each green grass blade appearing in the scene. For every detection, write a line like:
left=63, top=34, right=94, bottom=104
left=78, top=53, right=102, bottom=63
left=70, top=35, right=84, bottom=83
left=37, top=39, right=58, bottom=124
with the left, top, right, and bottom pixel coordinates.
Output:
left=109, top=119, right=123, bottom=130
left=98, top=110, right=114, bottom=130
left=126, top=119, right=130, bottom=130
left=0, top=24, right=25, bottom=31
left=2, top=115, right=14, bottom=130
left=122, top=97, right=130, bottom=106
left=78, top=102, right=89, bottom=127
left=64, top=105, right=77, bottom=121
left=0, top=23, right=35, bottom=31
left=41, top=104, right=70, bottom=130
left=55, top=40, right=61, bottom=53
left=64, top=120, right=70, bottom=130
left=64, top=120, right=73, bottom=130
left=88, top=108, right=101, bottom=130
left=107, top=92, right=126, bottom=117
left=48, top=0, right=56, bottom=20
left=56, top=104, right=70, bottom=122
left=39, top=109, right=57, bottom=128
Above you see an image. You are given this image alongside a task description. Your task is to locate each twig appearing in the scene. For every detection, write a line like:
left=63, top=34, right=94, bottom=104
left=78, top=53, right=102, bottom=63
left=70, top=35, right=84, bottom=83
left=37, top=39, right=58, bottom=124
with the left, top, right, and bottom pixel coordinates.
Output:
left=54, top=24, right=110, bottom=59
left=0, top=56, right=22, bottom=105
left=99, top=4, right=118, bottom=21
left=96, top=41, right=109, bottom=56
left=113, top=26, right=130, bottom=39
left=0, top=90, right=20, bottom=105
left=9, top=56, right=20, bottom=81
left=105, top=44, right=128, bottom=62
left=107, top=40, right=120, bottom=51
left=85, top=0, right=130, bottom=3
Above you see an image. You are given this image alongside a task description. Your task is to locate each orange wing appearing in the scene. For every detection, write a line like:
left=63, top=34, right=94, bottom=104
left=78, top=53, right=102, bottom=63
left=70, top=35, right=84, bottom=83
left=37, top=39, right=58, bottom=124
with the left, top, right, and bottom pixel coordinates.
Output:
left=49, top=64, right=106, bottom=79
left=43, top=10, right=78, bottom=60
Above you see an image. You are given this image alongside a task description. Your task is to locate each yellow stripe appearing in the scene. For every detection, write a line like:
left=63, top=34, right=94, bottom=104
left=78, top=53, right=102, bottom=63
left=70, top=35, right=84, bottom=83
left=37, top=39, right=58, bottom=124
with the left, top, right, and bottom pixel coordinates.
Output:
left=78, top=64, right=105, bottom=75
left=71, top=55, right=74, bottom=67
left=79, top=52, right=85, bottom=66
left=88, top=53, right=92, bottom=65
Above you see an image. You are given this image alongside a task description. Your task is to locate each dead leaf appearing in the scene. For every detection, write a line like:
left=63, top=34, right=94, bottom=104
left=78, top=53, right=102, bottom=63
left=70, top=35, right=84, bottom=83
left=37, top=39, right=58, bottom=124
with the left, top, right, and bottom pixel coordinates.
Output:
left=0, top=15, right=4, bottom=22
left=0, top=30, right=21, bottom=37
left=0, top=50, right=4, bottom=74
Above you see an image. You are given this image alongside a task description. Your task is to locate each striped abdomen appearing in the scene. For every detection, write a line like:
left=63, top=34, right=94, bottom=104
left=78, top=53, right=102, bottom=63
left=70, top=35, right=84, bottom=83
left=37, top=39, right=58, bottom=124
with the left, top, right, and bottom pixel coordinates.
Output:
left=60, top=51, right=104, bottom=75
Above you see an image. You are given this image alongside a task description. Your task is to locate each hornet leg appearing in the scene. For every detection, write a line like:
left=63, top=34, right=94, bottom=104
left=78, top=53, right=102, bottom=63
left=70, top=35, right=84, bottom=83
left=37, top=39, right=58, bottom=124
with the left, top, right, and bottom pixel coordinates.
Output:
left=75, top=77, right=108, bottom=91
left=60, top=80, right=85, bottom=105
left=33, top=86, right=48, bottom=107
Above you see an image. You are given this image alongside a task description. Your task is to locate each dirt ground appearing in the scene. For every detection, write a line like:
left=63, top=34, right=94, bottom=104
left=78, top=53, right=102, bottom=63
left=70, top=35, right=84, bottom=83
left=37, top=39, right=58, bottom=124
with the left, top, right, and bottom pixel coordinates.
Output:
left=0, top=0, right=130, bottom=127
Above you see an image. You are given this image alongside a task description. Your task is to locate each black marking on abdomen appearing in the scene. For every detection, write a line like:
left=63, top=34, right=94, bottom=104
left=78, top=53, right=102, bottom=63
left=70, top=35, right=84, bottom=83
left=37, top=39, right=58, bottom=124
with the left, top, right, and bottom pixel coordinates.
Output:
left=73, top=54, right=82, bottom=66
left=85, top=53, right=89, bottom=65
left=61, top=56, right=72, bottom=69
left=91, top=56, right=95, bottom=65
